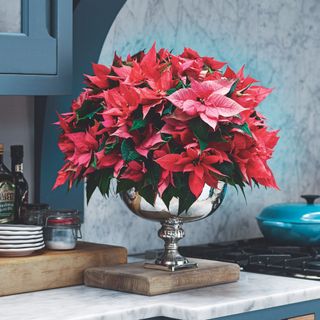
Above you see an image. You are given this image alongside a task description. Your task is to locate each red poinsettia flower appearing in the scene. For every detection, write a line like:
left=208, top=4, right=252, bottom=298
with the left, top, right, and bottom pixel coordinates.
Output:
left=153, top=144, right=175, bottom=196
left=156, top=148, right=227, bottom=197
left=161, top=117, right=194, bottom=146
left=224, top=66, right=272, bottom=109
left=84, top=63, right=112, bottom=89
left=134, top=124, right=164, bottom=157
left=231, top=129, right=279, bottom=189
left=167, top=79, right=245, bottom=129
left=96, top=149, right=121, bottom=170
left=119, top=161, right=147, bottom=182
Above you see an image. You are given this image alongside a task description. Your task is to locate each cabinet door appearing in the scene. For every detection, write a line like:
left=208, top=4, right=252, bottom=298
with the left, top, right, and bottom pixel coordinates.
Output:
left=0, top=0, right=72, bottom=95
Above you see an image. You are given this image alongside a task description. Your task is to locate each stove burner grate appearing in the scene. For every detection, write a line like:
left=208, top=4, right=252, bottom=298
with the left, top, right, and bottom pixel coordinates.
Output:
left=179, top=238, right=320, bottom=280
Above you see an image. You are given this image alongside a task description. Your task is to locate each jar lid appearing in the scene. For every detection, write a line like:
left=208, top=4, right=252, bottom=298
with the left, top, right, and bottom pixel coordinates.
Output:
left=47, top=217, right=78, bottom=225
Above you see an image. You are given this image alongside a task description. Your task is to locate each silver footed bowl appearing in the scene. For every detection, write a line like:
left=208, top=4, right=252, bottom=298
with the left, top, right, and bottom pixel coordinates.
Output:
left=122, top=182, right=226, bottom=271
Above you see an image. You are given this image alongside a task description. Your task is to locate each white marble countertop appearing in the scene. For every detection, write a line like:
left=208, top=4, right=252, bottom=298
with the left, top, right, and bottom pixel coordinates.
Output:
left=1, top=271, right=320, bottom=320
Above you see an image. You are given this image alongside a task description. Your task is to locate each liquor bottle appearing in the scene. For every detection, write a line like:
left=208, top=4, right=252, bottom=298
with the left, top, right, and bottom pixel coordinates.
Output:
left=0, top=144, right=15, bottom=223
left=11, top=145, right=29, bottom=223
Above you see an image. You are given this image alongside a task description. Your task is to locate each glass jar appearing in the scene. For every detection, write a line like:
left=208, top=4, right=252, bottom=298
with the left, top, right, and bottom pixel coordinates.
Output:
left=44, top=210, right=82, bottom=250
left=22, top=203, right=50, bottom=225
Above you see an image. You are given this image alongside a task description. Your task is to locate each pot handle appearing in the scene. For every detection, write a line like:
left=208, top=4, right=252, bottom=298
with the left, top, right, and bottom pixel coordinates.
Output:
left=301, top=194, right=320, bottom=205
left=261, top=220, right=292, bottom=229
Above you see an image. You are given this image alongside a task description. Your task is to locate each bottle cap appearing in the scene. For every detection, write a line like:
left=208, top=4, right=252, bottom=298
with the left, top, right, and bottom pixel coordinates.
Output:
left=11, top=145, right=23, bottom=158
left=0, top=144, right=4, bottom=154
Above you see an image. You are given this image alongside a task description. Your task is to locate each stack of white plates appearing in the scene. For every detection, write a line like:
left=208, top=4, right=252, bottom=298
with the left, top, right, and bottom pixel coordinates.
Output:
left=0, top=224, right=44, bottom=257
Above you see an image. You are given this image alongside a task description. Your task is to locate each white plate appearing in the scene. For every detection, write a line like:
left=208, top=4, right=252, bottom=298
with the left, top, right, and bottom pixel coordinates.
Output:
left=0, top=224, right=42, bottom=231
left=0, top=233, right=43, bottom=240
left=0, top=241, right=44, bottom=249
left=0, top=230, right=43, bottom=236
left=0, top=237, right=43, bottom=244
left=0, top=244, right=45, bottom=257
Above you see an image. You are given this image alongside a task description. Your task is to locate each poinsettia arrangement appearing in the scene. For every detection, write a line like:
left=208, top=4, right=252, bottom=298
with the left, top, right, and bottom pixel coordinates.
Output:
left=54, top=44, right=279, bottom=212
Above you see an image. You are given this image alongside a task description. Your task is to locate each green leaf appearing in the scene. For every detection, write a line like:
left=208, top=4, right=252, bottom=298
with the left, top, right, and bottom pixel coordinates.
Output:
left=98, top=135, right=108, bottom=152
left=209, top=129, right=228, bottom=142
left=116, top=179, right=136, bottom=193
left=121, top=139, right=141, bottom=162
left=162, top=103, right=175, bottom=116
left=214, top=161, right=235, bottom=177
left=130, top=118, right=147, bottom=131
left=98, top=169, right=113, bottom=196
left=221, top=160, right=245, bottom=187
left=105, top=137, right=119, bottom=154
left=252, top=178, right=260, bottom=188
left=239, top=184, right=247, bottom=203
left=145, top=161, right=161, bottom=187
left=177, top=187, right=196, bottom=214
left=90, top=156, right=97, bottom=169
left=226, top=79, right=239, bottom=98
left=232, top=123, right=253, bottom=137
left=207, top=66, right=214, bottom=74
left=162, top=185, right=177, bottom=209
left=76, top=100, right=103, bottom=122
left=189, top=118, right=210, bottom=141
left=139, top=186, right=157, bottom=206
left=160, top=133, right=172, bottom=142
left=166, top=80, right=185, bottom=95
left=166, top=88, right=177, bottom=95
left=189, top=117, right=211, bottom=150
left=86, top=172, right=100, bottom=204
left=86, top=169, right=114, bottom=202
left=170, top=172, right=197, bottom=214
left=199, top=139, right=208, bottom=151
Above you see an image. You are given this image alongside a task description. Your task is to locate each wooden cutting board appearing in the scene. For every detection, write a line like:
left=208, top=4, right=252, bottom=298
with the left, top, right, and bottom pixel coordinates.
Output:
left=0, top=241, right=127, bottom=296
left=84, top=258, right=240, bottom=296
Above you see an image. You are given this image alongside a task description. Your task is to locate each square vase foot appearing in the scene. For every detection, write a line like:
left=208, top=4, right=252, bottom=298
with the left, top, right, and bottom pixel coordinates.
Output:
left=144, top=260, right=198, bottom=272
left=84, top=258, right=240, bottom=296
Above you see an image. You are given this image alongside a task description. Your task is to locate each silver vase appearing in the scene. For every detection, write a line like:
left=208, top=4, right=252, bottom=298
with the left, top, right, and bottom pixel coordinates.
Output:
left=121, top=182, right=226, bottom=271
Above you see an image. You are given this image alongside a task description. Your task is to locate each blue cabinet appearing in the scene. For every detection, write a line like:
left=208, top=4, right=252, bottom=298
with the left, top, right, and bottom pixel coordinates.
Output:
left=147, top=299, right=319, bottom=320
left=39, top=0, right=126, bottom=217
left=0, top=0, right=72, bottom=95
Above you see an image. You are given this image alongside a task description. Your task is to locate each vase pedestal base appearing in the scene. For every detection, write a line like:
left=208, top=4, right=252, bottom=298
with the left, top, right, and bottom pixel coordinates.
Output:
left=144, top=260, right=198, bottom=272
left=84, top=258, right=240, bottom=296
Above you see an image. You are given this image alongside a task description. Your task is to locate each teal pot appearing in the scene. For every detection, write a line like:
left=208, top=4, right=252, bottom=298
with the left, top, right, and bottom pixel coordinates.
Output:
left=256, top=195, right=320, bottom=246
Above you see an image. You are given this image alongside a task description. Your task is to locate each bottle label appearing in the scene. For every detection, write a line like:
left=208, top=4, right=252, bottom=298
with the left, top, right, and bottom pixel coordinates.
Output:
left=0, top=181, right=15, bottom=219
left=15, top=164, right=23, bottom=173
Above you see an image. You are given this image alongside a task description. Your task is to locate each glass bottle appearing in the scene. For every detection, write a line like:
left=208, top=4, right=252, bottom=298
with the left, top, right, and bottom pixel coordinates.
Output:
left=0, top=144, right=15, bottom=223
left=11, top=145, right=29, bottom=223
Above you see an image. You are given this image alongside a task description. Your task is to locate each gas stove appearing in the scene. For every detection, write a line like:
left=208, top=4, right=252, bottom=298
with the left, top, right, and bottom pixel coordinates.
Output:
left=178, top=238, right=320, bottom=280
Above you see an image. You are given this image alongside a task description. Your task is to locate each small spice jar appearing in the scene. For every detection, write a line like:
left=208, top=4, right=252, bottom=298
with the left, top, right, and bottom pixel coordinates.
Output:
left=22, top=203, right=50, bottom=226
left=44, top=210, right=82, bottom=250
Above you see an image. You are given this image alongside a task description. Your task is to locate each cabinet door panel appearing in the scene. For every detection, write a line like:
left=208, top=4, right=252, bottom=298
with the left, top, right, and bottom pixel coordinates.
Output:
left=0, top=0, right=21, bottom=33
left=0, top=0, right=56, bottom=75
left=0, top=0, right=72, bottom=95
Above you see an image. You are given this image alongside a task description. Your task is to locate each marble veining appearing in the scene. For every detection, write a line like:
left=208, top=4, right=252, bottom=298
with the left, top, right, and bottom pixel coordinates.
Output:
left=0, top=272, right=320, bottom=320
left=83, top=0, right=320, bottom=254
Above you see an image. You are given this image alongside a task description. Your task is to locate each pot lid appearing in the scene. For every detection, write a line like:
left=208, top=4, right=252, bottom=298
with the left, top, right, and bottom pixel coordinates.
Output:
left=257, top=195, right=320, bottom=224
